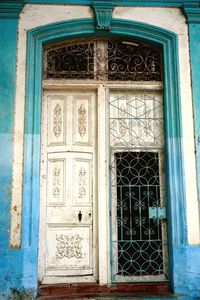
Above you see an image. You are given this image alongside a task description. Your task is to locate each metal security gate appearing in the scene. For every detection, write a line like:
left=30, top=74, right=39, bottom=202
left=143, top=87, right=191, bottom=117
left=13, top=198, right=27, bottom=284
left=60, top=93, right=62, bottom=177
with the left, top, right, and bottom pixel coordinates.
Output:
left=110, top=90, right=168, bottom=282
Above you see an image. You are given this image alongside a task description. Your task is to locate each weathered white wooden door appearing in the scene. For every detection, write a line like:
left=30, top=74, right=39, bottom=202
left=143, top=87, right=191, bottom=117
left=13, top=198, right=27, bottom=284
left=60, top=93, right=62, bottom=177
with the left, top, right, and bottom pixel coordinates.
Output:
left=39, top=89, right=97, bottom=283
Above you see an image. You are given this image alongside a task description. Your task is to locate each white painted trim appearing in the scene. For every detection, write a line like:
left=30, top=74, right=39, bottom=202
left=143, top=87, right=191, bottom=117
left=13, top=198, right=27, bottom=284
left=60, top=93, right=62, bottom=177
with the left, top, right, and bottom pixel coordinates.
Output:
left=42, top=275, right=97, bottom=284
left=43, top=80, right=163, bottom=90
left=38, top=92, right=48, bottom=282
left=97, top=84, right=110, bottom=284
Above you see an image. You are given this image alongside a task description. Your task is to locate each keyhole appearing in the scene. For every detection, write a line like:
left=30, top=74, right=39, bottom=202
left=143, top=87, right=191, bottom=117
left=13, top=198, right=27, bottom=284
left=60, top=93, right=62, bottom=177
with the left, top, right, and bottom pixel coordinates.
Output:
left=78, top=211, right=82, bottom=222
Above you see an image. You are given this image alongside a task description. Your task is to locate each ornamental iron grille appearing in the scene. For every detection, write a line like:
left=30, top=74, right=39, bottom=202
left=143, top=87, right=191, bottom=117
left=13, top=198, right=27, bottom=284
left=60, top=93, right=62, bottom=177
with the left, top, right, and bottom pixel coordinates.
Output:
left=109, top=91, right=168, bottom=282
left=44, top=39, right=162, bottom=81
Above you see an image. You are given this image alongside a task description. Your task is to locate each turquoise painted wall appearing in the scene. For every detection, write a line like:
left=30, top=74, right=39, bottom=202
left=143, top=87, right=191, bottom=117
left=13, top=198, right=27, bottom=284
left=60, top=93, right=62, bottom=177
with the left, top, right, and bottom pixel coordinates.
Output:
left=0, top=19, right=23, bottom=298
left=0, top=17, right=37, bottom=300
left=22, top=0, right=200, bottom=6
left=0, top=20, right=16, bottom=248
left=0, top=1, right=200, bottom=299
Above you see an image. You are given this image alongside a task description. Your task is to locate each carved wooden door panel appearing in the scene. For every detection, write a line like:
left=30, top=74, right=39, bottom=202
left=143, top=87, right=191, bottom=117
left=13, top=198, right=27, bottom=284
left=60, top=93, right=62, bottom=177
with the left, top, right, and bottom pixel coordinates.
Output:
left=40, top=90, right=96, bottom=283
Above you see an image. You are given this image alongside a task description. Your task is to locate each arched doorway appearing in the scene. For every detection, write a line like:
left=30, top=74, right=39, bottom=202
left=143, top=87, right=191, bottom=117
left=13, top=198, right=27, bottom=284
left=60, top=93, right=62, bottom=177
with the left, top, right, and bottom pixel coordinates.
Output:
left=23, top=19, right=186, bottom=292
left=39, top=38, right=168, bottom=284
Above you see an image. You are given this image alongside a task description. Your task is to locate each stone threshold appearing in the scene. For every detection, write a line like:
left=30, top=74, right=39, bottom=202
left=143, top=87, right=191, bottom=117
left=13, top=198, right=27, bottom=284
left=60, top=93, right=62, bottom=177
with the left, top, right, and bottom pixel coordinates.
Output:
left=37, top=293, right=188, bottom=300
left=37, top=282, right=186, bottom=299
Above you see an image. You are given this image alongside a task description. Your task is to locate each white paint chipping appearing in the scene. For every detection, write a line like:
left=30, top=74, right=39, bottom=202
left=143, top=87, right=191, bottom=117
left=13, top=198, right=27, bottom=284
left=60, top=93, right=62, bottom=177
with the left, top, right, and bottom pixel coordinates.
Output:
left=11, top=4, right=199, bottom=259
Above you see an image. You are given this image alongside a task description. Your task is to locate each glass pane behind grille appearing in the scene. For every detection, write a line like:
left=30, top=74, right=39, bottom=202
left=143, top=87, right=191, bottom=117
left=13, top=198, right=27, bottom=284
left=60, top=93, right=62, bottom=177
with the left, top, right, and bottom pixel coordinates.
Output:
left=116, top=151, right=163, bottom=276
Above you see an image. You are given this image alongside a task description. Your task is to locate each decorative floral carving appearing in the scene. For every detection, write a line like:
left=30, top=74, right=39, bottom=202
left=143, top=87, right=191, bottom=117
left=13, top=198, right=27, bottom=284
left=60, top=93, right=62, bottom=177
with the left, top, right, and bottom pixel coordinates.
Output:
left=55, top=234, right=84, bottom=259
left=53, top=103, right=62, bottom=138
left=52, top=167, right=60, bottom=198
left=78, top=167, right=86, bottom=198
left=78, top=104, right=87, bottom=137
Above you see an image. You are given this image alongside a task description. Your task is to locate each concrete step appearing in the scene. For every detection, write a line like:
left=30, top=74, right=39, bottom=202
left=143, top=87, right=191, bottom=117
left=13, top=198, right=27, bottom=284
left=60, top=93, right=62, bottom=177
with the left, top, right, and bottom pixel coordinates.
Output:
left=38, top=283, right=170, bottom=298
left=37, top=283, right=192, bottom=299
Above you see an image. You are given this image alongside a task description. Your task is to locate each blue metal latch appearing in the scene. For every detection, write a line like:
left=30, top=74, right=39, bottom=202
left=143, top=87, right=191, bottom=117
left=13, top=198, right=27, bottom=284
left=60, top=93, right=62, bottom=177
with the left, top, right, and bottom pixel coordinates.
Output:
left=149, top=206, right=166, bottom=220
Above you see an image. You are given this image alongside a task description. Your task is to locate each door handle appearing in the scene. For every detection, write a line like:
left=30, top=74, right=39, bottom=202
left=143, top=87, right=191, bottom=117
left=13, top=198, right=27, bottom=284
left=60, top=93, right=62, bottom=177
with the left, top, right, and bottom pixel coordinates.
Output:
left=78, top=211, right=82, bottom=222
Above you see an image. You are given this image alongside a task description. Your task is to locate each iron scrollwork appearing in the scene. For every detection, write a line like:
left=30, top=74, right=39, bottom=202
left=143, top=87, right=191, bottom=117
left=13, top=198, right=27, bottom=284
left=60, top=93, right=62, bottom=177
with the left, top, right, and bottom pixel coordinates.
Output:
left=44, top=39, right=162, bottom=81
left=107, top=40, right=162, bottom=81
left=45, top=42, right=94, bottom=79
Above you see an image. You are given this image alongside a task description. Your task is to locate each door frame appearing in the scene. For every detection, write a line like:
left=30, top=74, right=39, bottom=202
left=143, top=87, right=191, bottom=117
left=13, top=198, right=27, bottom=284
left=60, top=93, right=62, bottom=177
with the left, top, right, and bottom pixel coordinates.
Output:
left=22, top=18, right=187, bottom=287
left=39, top=81, right=165, bottom=284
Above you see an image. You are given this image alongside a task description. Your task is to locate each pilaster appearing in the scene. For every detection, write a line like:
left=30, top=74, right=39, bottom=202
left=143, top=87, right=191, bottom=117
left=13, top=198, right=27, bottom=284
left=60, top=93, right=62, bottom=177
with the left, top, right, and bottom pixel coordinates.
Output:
left=0, top=0, right=24, bottom=19
left=183, top=3, right=200, bottom=205
left=183, top=2, right=200, bottom=23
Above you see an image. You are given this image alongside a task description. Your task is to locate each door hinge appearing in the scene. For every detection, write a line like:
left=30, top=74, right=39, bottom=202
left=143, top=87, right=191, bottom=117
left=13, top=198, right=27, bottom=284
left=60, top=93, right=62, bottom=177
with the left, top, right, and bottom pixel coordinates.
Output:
left=149, top=206, right=166, bottom=220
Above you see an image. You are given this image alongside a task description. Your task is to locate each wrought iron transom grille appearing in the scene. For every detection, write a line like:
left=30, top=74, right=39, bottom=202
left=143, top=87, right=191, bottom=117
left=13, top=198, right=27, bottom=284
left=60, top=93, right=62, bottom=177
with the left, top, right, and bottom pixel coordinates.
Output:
left=109, top=91, right=168, bottom=282
left=44, top=39, right=162, bottom=81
